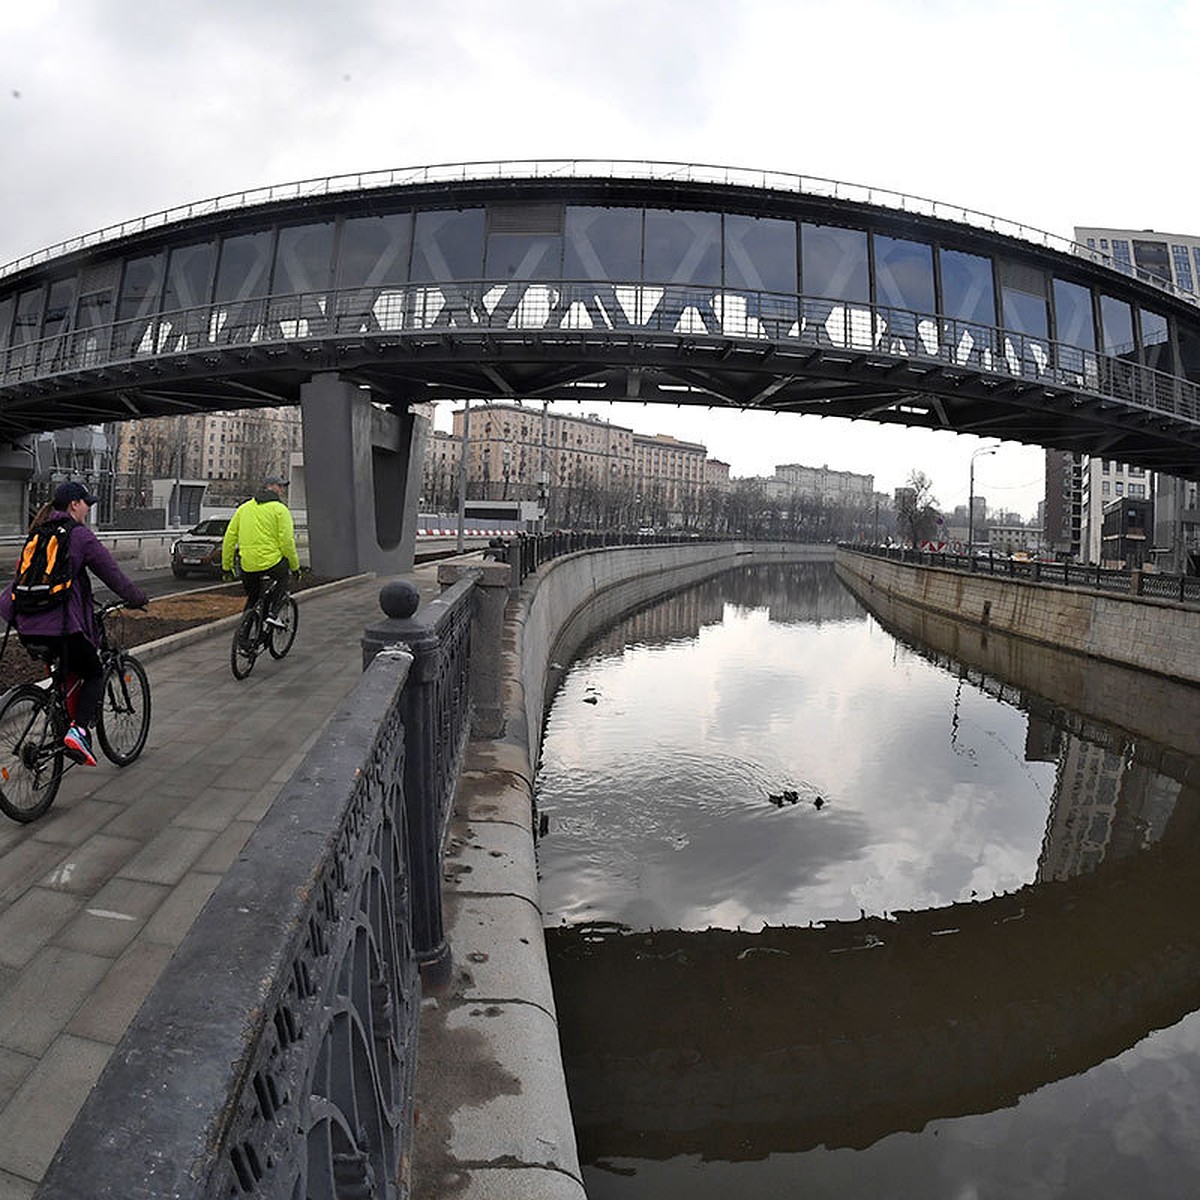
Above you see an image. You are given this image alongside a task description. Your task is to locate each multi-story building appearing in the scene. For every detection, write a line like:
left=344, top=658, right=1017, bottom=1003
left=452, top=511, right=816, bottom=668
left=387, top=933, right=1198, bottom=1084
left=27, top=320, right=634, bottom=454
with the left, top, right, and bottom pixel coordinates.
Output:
left=1101, top=496, right=1153, bottom=569
left=1070, top=223, right=1200, bottom=570
left=704, top=459, right=731, bottom=490
left=422, top=428, right=463, bottom=512
left=447, top=402, right=636, bottom=524
left=633, top=433, right=707, bottom=525
left=1074, top=225, right=1200, bottom=296
left=773, top=463, right=874, bottom=505
left=1079, top=457, right=1150, bottom=564
left=431, top=402, right=732, bottom=529
left=1154, top=474, right=1200, bottom=573
left=109, top=406, right=301, bottom=511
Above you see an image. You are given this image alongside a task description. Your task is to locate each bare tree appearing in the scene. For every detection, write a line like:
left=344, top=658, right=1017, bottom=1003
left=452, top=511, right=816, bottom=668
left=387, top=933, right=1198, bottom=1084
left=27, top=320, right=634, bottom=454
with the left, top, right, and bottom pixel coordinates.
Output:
left=895, top=469, right=940, bottom=548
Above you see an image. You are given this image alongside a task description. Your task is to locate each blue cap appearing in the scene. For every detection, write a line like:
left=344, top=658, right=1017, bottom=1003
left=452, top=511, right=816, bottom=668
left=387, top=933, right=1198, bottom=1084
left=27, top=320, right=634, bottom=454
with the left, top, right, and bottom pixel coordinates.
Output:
left=53, top=481, right=99, bottom=507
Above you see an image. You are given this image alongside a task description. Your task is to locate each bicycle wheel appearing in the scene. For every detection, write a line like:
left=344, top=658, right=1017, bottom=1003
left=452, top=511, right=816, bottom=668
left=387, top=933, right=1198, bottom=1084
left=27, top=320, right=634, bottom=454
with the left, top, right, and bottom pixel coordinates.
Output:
left=267, top=596, right=299, bottom=659
left=0, top=685, right=65, bottom=823
left=231, top=610, right=261, bottom=680
left=96, top=654, right=152, bottom=766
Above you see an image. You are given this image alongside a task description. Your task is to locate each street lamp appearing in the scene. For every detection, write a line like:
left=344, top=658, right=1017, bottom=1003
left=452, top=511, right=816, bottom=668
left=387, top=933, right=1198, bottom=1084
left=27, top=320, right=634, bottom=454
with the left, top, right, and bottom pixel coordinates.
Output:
left=968, top=444, right=999, bottom=556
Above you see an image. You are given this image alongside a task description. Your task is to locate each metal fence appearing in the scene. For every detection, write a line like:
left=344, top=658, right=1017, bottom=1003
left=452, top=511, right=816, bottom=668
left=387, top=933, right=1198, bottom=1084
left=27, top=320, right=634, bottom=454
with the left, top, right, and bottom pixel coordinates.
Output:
left=37, top=578, right=480, bottom=1200
left=848, top=543, right=1200, bottom=604
left=6, top=280, right=1200, bottom=430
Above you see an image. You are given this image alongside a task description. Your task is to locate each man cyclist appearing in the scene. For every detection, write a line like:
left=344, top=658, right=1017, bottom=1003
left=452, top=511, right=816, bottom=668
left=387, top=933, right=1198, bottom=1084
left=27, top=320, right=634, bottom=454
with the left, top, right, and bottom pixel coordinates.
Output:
left=0, top=481, right=148, bottom=766
left=222, top=474, right=300, bottom=628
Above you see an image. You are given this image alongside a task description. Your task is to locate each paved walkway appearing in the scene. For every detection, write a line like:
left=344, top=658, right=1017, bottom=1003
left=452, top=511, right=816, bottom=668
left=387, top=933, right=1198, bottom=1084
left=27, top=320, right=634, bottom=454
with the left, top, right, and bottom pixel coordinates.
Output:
left=0, top=570, right=444, bottom=1199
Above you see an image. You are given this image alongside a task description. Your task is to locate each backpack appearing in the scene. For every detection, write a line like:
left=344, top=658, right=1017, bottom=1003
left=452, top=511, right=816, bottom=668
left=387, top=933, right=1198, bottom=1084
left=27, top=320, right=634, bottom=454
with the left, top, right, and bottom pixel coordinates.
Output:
left=11, top=518, right=78, bottom=616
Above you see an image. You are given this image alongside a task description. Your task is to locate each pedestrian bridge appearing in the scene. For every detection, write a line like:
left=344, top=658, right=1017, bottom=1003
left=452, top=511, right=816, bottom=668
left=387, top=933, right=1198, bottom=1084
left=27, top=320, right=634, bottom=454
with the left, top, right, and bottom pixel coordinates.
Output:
left=3, top=162, right=1200, bottom=575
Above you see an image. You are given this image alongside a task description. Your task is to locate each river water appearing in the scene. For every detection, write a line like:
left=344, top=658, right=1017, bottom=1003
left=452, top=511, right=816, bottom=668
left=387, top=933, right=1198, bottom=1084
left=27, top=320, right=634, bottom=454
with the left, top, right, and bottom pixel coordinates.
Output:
left=535, top=561, right=1200, bottom=1200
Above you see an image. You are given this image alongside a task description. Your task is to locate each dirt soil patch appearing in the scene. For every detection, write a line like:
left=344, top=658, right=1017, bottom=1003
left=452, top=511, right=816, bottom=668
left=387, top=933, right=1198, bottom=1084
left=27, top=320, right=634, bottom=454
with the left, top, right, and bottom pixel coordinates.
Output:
left=0, top=576, right=337, bottom=691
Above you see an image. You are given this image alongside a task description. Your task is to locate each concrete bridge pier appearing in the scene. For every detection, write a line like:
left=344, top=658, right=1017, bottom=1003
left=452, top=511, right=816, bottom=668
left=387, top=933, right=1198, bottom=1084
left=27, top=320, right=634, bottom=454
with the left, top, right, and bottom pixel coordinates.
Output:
left=299, top=371, right=428, bottom=577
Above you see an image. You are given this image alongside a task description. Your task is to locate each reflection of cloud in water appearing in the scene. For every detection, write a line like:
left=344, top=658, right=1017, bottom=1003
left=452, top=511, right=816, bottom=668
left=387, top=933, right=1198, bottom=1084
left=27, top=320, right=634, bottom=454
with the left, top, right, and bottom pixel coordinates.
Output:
left=537, top=567, right=1056, bottom=931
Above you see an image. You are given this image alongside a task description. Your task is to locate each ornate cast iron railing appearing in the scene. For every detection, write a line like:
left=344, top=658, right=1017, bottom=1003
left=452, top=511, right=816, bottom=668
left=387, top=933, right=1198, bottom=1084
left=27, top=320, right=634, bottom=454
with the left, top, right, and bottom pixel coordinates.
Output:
left=37, top=576, right=480, bottom=1199
left=848, top=543, right=1200, bottom=603
left=361, top=574, right=476, bottom=971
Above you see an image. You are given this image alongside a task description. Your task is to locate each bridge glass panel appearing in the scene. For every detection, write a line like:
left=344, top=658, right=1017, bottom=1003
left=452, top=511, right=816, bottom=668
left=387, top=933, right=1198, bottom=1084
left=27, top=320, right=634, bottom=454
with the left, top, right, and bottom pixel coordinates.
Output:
left=939, top=248, right=995, bottom=373
left=1175, top=321, right=1200, bottom=386
left=73, top=290, right=113, bottom=369
left=1052, top=278, right=1098, bottom=388
left=7, top=287, right=44, bottom=375
left=161, top=243, right=216, bottom=353
left=37, top=278, right=76, bottom=374
left=801, top=224, right=870, bottom=348
left=0, top=296, right=11, bottom=356
left=873, top=235, right=935, bottom=357
left=483, top=207, right=565, bottom=330
left=998, top=259, right=1049, bottom=377
left=335, top=213, right=413, bottom=333
left=562, top=206, right=643, bottom=330
left=1099, top=293, right=1136, bottom=402
left=271, top=223, right=336, bottom=340
left=215, top=231, right=274, bottom=345
left=563, top=206, right=642, bottom=280
left=115, top=254, right=165, bottom=358
left=411, top=209, right=485, bottom=328
left=643, top=210, right=721, bottom=334
left=1099, top=294, right=1134, bottom=355
left=723, top=214, right=797, bottom=339
left=1139, top=307, right=1175, bottom=383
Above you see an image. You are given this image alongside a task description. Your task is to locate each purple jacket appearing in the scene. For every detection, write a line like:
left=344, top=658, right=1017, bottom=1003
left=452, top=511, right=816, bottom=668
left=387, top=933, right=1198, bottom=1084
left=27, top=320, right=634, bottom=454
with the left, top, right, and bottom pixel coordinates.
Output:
left=0, top=512, right=149, bottom=642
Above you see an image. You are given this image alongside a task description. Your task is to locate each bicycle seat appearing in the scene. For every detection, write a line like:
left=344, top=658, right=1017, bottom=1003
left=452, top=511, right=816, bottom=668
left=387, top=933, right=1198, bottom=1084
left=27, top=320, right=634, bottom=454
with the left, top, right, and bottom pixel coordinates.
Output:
left=18, top=639, right=59, bottom=666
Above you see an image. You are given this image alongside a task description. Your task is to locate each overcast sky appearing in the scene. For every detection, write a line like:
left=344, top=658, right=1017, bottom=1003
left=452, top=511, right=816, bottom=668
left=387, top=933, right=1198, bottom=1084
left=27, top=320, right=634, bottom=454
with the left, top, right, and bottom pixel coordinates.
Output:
left=4, top=0, right=1197, bottom=519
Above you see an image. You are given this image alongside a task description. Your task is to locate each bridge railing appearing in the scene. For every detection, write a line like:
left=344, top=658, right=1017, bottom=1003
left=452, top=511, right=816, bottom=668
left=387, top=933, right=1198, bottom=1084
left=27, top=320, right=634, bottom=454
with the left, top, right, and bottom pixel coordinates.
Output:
left=5, top=280, right=1200, bottom=429
left=37, top=575, right=486, bottom=1199
left=847, top=543, right=1200, bottom=604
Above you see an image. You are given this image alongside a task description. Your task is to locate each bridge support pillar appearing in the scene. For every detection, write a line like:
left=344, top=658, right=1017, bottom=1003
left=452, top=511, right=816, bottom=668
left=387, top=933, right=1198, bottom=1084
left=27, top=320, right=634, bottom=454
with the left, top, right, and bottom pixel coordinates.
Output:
left=299, top=372, right=428, bottom=577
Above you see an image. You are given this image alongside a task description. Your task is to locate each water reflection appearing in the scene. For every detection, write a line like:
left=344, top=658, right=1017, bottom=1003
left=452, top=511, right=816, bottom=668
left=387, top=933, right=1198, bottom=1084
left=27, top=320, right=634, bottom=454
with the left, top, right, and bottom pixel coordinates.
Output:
left=537, top=563, right=1200, bottom=1198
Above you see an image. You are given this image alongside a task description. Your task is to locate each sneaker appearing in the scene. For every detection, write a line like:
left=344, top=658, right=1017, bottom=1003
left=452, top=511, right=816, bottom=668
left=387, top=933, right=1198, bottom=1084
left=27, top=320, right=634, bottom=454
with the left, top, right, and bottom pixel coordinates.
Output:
left=63, top=725, right=97, bottom=767
left=264, top=615, right=286, bottom=630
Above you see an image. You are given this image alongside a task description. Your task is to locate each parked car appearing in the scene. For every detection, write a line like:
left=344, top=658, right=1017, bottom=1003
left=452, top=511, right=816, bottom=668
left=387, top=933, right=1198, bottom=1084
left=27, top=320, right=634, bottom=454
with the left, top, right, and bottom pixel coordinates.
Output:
left=170, top=518, right=231, bottom=579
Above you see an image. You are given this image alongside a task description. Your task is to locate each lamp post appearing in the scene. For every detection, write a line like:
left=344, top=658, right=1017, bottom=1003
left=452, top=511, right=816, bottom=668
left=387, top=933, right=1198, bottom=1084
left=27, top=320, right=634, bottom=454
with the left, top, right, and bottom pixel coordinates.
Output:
left=968, top=444, right=999, bottom=556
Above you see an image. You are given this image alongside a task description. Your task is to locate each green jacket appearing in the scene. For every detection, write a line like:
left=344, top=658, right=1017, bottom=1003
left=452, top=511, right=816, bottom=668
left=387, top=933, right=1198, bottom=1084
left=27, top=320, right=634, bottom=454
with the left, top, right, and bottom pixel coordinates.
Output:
left=222, top=491, right=299, bottom=574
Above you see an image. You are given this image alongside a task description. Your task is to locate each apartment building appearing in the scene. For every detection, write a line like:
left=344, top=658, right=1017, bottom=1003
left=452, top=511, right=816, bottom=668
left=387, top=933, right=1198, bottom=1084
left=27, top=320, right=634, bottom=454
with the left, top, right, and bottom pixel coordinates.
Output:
left=429, top=402, right=726, bottom=528
left=632, top=433, right=707, bottom=522
left=773, top=463, right=874, bottom=505
left=1080, top=457, right=1151, bottom=564
left=1074, top=225, right=1200, bottom=296
left=109, top=406, right=301, bottom=510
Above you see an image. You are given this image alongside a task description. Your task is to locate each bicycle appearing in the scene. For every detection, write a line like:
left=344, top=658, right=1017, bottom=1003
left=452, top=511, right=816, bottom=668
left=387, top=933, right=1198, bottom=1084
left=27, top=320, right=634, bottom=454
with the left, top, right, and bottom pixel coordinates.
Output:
left=230, top=571, right=299, bottom=680
left=0, top=602, right=152, bottom=823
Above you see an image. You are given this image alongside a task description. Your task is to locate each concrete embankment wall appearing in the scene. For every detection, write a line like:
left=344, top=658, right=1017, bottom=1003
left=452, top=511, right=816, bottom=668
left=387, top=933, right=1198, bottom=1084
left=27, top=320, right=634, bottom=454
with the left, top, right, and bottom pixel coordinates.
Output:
left=836, top=548, right=1200, bottom=686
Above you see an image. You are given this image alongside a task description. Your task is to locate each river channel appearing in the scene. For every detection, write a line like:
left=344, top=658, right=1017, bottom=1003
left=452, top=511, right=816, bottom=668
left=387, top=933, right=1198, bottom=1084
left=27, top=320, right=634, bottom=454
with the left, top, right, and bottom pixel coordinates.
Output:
left=535, top=561, right=1200, bottom=1199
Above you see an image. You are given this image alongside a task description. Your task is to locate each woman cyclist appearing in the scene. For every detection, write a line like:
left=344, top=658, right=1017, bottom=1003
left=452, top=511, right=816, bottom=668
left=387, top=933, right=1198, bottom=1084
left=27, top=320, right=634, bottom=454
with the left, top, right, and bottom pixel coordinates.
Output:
left=0, top=481, right=148, bottom=766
